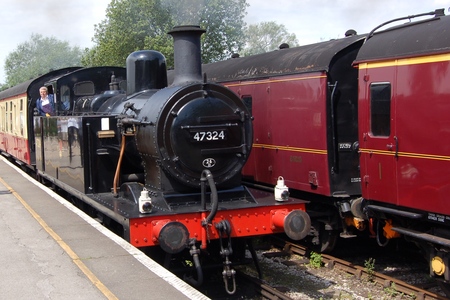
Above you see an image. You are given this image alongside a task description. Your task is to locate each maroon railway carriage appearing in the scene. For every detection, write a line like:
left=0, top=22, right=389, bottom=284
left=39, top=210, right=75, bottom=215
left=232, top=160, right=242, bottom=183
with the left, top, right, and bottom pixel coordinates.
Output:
left=203, top=8, right=450, bottom=287
left=354, top=11, right=450, bottom=282
left=202, top=34, right=366, bottom=251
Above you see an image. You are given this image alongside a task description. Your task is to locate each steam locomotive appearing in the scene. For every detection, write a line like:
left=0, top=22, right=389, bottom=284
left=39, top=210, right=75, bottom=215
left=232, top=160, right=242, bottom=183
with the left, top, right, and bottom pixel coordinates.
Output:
left=201, top=9, right=450, bottom=288
left=0, top=26, right=311, bottom=294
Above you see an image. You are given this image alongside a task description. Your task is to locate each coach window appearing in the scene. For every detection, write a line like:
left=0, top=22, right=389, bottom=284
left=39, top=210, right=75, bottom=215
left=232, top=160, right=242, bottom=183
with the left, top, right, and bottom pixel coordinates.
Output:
left=1, top=106, right=5, bottom=132
left=4, top=103, right=7, bottom=132
left=9, top=101, right=13, bottom=132
left=370, top=82, right=391, bottom=136
left=20, top=99, right=24, bottom=136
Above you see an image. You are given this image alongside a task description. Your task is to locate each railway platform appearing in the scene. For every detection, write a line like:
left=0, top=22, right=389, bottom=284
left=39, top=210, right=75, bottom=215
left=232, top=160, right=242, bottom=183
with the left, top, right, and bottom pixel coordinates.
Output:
left=0, top=156, right=209, bottom=300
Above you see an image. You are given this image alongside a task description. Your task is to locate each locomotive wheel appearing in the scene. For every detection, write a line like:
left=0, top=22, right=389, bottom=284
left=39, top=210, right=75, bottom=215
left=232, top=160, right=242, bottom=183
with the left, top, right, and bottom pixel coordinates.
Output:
left=310, top=221, right=338, bottom=253
left=318, top=228, right=338, bottom=253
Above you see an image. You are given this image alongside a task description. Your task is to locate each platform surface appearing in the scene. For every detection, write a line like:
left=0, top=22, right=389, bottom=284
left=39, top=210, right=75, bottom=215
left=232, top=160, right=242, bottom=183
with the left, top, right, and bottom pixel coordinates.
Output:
left=0, top=156, right=209, bottom=300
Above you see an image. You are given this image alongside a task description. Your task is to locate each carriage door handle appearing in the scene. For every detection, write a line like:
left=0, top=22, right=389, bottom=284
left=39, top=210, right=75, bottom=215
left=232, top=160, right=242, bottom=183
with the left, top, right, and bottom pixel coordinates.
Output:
left=387, top=136, right=399, bottom=158
left=394, top=136, right=399, bottom=157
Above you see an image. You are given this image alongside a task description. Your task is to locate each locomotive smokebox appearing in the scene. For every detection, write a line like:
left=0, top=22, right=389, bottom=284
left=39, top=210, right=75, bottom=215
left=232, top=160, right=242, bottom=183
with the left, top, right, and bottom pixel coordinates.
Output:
left=126, top=50, right=167, bottom=95
left=134, top=24, right=252, bottom=193
left=168, top=25, right=205, bottom=86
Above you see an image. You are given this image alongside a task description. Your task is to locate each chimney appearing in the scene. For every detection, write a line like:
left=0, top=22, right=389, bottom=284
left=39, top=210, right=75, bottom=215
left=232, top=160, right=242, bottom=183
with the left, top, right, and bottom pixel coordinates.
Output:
left=168, top=25, right=205, bottom=86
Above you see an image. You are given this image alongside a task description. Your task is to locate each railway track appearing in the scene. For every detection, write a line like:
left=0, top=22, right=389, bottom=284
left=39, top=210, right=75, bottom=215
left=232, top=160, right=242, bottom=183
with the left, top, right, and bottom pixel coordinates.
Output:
left=266, top=236, right=448, bottom=300
left=237, top=271, right=295, bottom=300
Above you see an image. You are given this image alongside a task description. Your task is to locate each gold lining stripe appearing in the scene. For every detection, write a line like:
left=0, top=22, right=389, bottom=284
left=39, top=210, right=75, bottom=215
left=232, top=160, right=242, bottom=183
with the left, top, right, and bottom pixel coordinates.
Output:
left=224, top=75, right=326, bottom=87
left=253, top=143, right=328, bottom=155
left=358, top=53, right=450, bottom=69
left=360, top=148, right=450, bottom=161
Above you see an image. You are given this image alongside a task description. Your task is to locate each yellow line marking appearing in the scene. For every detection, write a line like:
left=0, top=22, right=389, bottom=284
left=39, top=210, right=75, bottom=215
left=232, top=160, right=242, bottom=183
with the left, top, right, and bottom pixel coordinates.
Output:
left=253, top=143, right=328, bottom=155
left=0, top=176, right=118, bottom=300
left=360, top=148, right=450, bottom=161
left=358, top=53, right=450, bottom=69
left=224, top=74, right=326, bottom=87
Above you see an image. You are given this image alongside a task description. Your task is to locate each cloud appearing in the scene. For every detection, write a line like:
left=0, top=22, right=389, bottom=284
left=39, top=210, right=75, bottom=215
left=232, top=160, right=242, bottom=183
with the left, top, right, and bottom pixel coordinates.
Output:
left=0, top=0, right=110, bottom=83
left=1, top=0, right=449, bottom=83
left=245, top=0, right=450, bottom=44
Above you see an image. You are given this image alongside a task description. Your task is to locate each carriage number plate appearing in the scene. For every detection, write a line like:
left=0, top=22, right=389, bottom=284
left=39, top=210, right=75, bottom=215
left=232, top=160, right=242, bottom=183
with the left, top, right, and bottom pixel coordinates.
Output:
left=192, top=130, right=226, bottom=142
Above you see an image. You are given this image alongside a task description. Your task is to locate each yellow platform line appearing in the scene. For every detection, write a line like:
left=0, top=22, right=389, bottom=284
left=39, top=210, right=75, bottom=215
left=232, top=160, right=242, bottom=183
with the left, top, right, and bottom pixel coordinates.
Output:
left=0, top=176, right=118, bottom=300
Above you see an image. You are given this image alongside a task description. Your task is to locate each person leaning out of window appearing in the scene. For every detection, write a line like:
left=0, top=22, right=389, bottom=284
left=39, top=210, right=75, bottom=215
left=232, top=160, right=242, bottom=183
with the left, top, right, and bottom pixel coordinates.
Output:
left=36, top=86, right=55, bottom=117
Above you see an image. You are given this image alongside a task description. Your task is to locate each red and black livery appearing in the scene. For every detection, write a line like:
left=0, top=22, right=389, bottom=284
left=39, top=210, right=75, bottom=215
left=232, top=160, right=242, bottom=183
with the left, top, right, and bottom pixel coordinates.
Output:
left=0, top=26, right=310, bottom=293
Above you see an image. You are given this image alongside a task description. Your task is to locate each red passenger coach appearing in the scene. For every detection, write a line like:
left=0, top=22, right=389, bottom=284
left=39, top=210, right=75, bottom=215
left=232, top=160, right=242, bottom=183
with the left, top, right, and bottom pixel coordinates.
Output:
left=204, top=39, right=364, bottom=201
left=202, top=8, right=450, bottom=291
left=235, top=73, right=331, bottom=194
left=354, top=12, right=450, bottom=277
left=0, top=91, right=29, bottom=163
left=203, top=35, right=366, bottom=251
left=355, top=15, right=450, bottom=216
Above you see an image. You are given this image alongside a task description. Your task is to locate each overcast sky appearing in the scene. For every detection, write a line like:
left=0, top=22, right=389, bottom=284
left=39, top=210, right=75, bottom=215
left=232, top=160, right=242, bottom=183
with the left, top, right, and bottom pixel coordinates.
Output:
left=0, top=0, right=449, bottom=83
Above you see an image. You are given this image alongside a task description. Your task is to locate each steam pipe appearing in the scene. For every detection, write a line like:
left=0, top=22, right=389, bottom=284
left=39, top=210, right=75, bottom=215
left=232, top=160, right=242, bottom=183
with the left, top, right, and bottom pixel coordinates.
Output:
left=113, top=134, right=126, bottom=196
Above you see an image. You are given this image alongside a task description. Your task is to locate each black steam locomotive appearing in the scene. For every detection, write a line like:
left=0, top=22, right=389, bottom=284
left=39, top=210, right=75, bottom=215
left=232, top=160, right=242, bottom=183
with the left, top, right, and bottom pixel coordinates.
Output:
left=0, top=26, right=310, bottom=293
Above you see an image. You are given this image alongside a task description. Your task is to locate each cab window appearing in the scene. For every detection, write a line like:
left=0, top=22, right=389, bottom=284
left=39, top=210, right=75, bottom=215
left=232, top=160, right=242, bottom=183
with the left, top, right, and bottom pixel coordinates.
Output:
left=60, top=85, right=71, bottom=111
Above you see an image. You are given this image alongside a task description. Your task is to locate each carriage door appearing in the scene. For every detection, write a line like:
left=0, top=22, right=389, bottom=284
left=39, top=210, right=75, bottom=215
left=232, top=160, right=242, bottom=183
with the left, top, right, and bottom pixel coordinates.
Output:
left=360, top=75, right=398, bottom=205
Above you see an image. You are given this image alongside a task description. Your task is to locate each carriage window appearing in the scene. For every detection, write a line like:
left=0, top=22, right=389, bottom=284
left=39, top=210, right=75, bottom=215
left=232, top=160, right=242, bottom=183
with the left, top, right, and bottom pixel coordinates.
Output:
left=242, top=95, right=252, bottom=115
left=9, top=102, right=12, bottom=132
left=61, top=85, right=71, bottom=111
left=20, top=112, right=24, bottom=136
left=370, top=83, right=391, bottom=136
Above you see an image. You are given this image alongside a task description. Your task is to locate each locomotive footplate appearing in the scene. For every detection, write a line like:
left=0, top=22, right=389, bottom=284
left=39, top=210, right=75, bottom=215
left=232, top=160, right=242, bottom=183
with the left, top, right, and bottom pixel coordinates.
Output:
left=116, top=186, right=311, bottom=248
left=84, top=183, right=310, bottom=248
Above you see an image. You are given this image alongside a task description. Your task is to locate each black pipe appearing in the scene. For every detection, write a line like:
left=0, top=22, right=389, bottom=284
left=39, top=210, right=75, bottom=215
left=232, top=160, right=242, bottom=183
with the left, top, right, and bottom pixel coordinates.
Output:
left=201, top=169, right=218, bottom=226
left=86, top=123, right=93, bottom=192
left=183, top=241, right=204, bottom=287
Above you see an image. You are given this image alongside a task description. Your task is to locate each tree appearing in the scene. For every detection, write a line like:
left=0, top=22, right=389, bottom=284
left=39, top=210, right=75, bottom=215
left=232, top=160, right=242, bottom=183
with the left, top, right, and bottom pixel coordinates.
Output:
left=198, top=0, right=248, bottom=62
left=82, top=0, right=248, bottom=68
left=82, top=0, right=174, bottom=67
left=241, top=21, right=299, bottom=56
left=4, top=34, right=83, bottom=87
